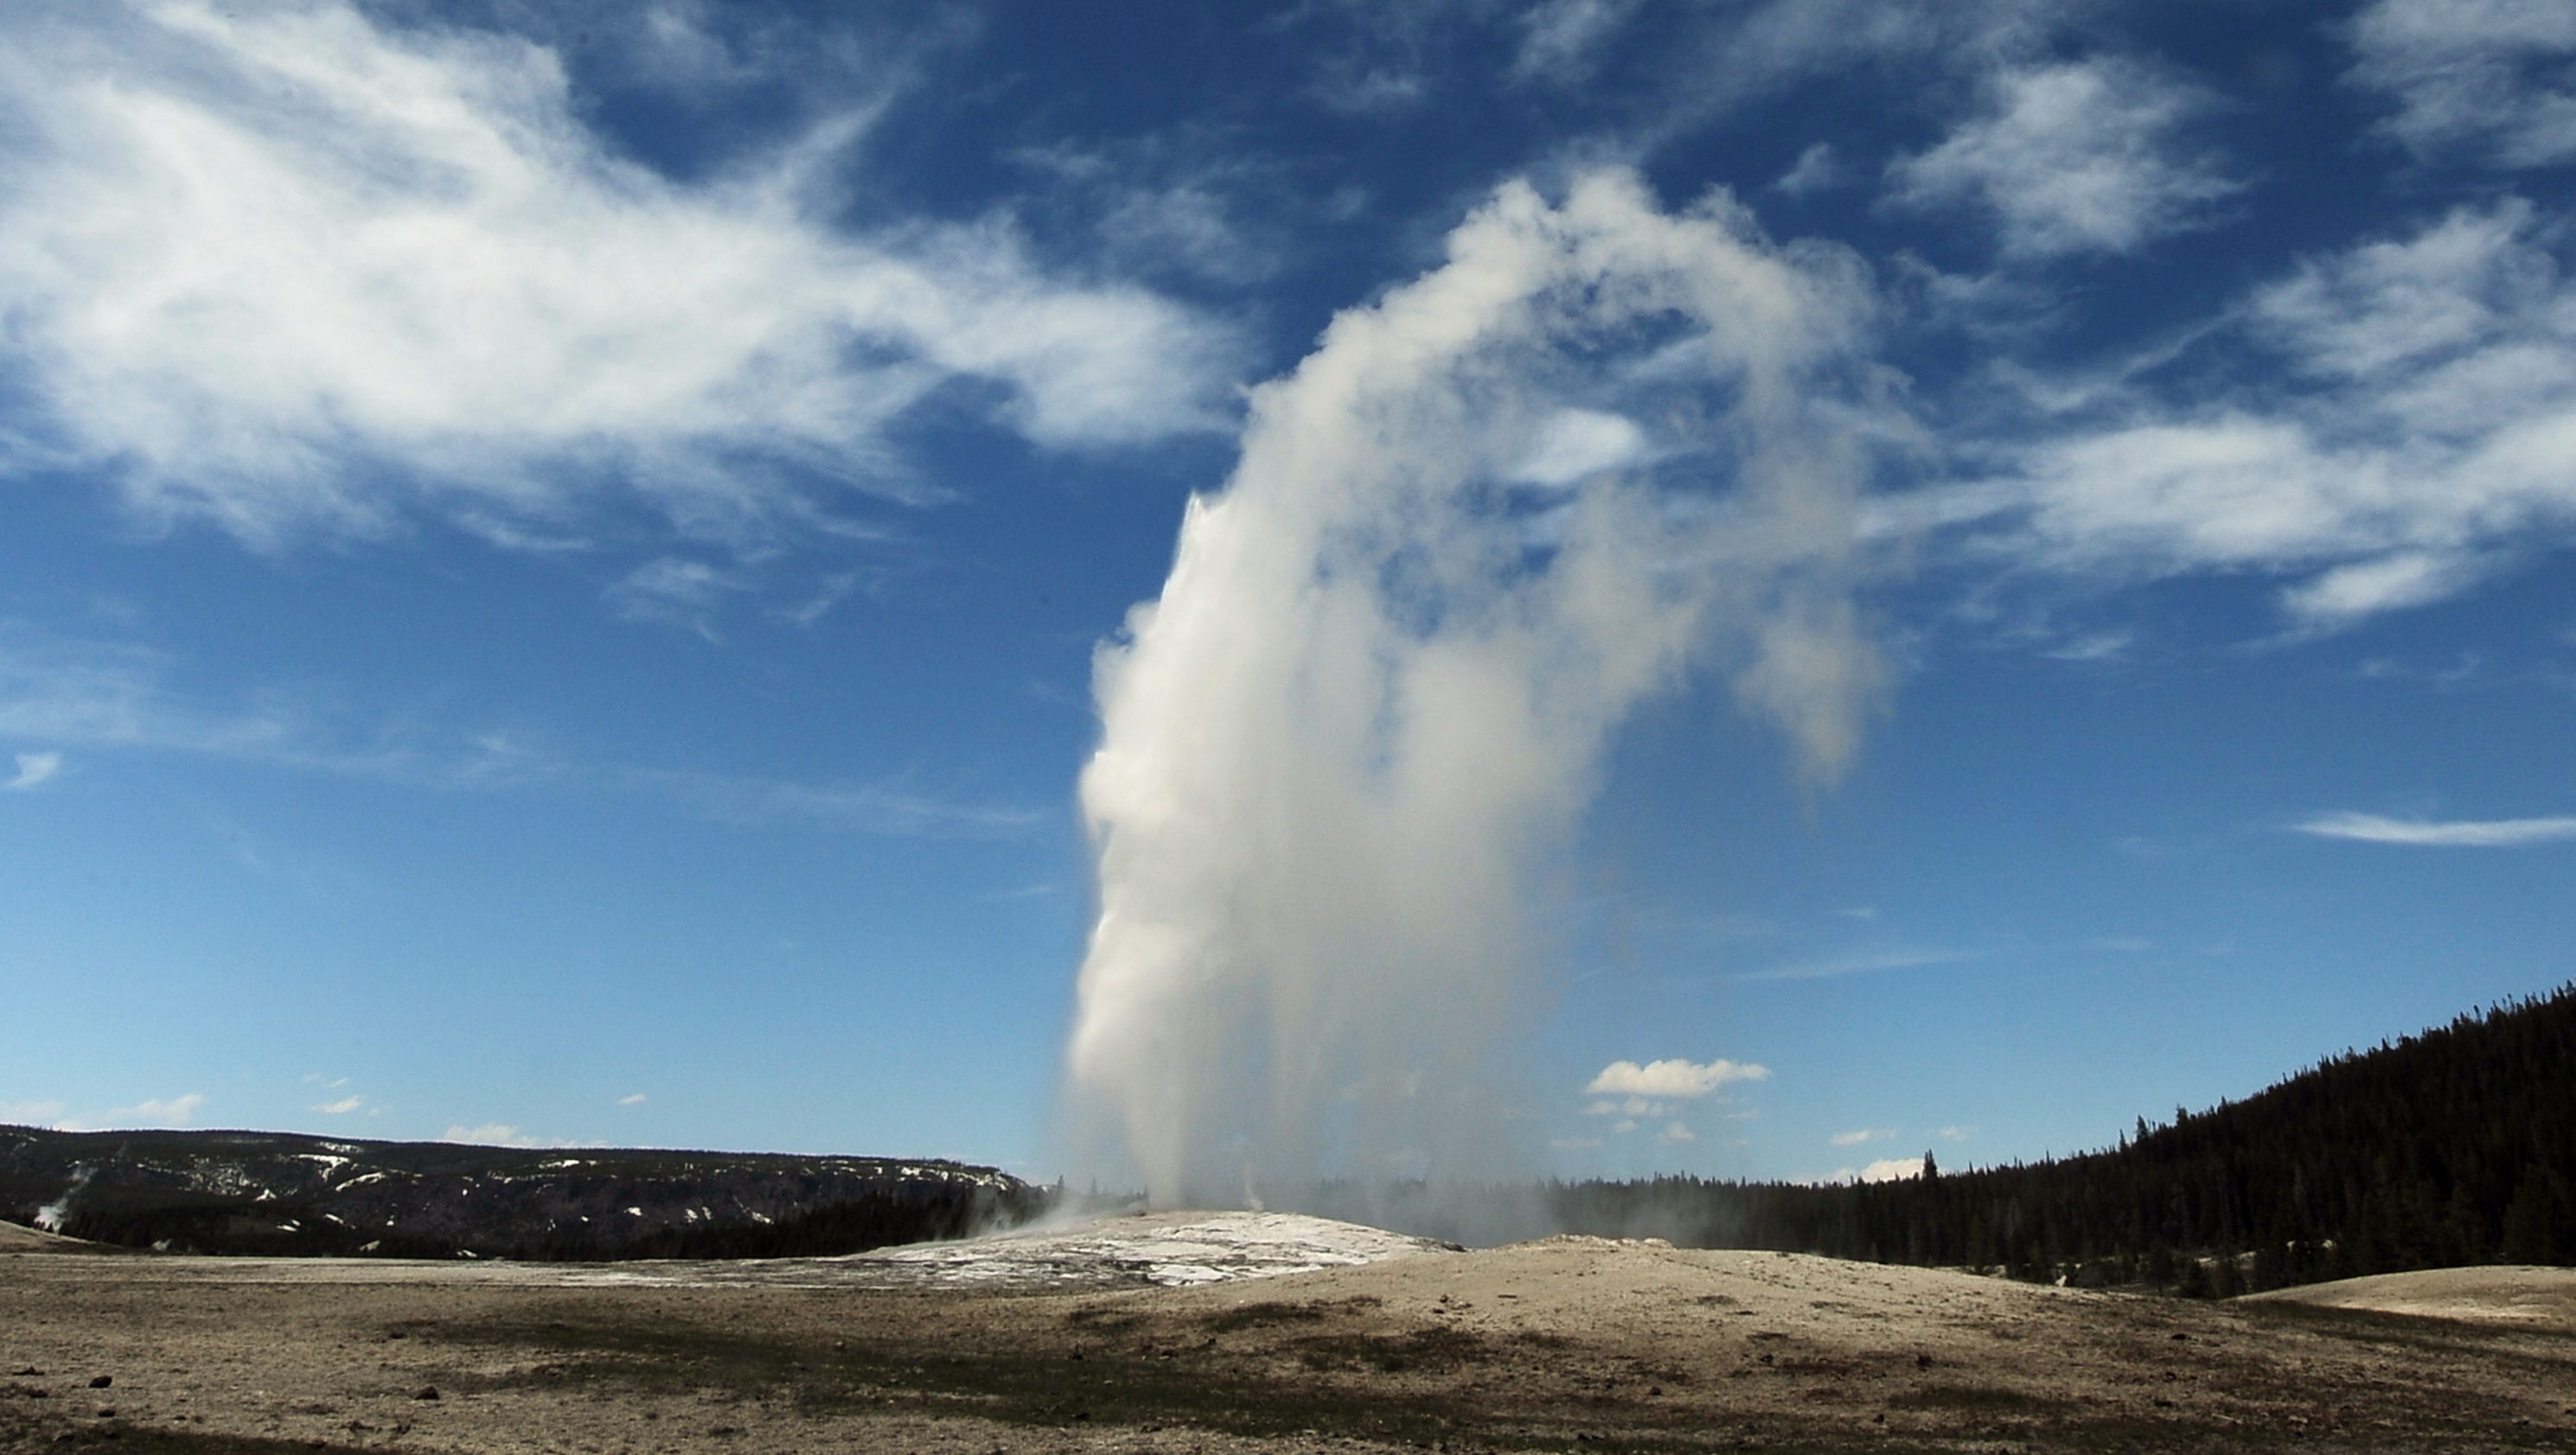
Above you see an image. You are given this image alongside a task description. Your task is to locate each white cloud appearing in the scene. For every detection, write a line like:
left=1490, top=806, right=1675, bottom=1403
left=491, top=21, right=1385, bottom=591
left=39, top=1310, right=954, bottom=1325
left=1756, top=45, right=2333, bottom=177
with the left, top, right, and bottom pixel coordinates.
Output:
left=1512, top=0, right=1636, bottom=86
left=1774, top=143, right=1840, bottom=196
left=1857, top=1156, right=1924, bottom=1182
left=1674, top=0, right=2058, bottom=118
left=1009, top=137, right=1296, bottom=289
left=4, top=750, right=61, bottom=790
left=617, top=1092, right=648, bottom=1107
left=1830, top=1126, right=1894, bottom=1146
left=1937, top=1125, right=1973, bottom=1141
left=2044, top=630, right=2133, bottom=663
left=441, top=1122, right=538, bottom=1146
left=57, top=1093, right=206, bottom=1131
left=2295, top=811, right=2576, bottom=846
left=0, top=1, right=1236, bottom=548
left=311, top=1094, right=365, bottom=1115
left=1585, top=1057, right=1771, bottom=1099
left=1885, top=58, right=2238, bottom=259
left=1659, top=1121, right=1696, bottom=1144
left=2250, top=201, right=2554, bottom=380
left=1, top=1099, right=67, bottom=1125
left=1926, top=200, right=2576, bottom=630
left=1739, top=948, right=1965, bottom=982
left=2347, top=0, right=2576, bottom=167
left=604, top=558, right=745, bottom=638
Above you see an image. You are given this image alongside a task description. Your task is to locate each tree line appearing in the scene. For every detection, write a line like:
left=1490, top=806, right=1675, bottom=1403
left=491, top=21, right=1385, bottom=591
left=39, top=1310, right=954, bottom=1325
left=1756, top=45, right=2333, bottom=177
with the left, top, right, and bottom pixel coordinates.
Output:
left=1550, top=981, right=2576, bottom=1292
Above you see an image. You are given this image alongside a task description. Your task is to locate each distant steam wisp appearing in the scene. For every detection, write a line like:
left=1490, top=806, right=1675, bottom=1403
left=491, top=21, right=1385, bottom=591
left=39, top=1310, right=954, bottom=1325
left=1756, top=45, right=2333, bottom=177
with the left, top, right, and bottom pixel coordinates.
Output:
left=35, top=1165, right=94, bottom=1234
left=1064, top=170, right=1894, bottom=1209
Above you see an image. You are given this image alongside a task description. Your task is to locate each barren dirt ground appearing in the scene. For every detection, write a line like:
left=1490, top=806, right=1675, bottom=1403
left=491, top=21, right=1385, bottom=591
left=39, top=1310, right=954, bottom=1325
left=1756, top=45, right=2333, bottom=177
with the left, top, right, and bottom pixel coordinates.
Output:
left=7, top=1220, right=2576, bottom=1455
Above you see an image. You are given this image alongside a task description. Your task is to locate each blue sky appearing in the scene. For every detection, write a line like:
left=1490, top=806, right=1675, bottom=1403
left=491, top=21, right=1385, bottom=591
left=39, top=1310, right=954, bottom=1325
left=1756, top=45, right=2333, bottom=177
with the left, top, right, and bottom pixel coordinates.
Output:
left=2, top=0, right=2572, bottom=1188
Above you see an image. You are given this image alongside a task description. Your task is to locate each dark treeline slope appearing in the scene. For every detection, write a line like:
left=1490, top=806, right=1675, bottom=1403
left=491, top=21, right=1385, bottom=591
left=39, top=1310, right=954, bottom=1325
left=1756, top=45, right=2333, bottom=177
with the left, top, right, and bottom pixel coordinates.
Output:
left=1554, top=981, right=2576, bottom=1293
left=0, top=1128, right=1047, bottom=1260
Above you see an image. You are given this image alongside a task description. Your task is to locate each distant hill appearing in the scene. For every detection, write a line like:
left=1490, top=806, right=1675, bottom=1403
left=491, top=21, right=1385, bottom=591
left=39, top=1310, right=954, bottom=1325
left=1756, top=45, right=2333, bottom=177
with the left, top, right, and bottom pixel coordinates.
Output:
left=0, top=1126, right=1047, bottom=1260
left=1554, top=981, right=2576, bottom=1292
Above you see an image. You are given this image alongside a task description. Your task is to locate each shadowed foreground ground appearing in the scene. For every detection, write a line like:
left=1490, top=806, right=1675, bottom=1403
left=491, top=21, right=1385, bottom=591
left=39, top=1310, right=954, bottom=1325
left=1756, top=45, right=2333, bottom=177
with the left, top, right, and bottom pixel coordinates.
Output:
left=5, top=1217, right=2574, bottom=1453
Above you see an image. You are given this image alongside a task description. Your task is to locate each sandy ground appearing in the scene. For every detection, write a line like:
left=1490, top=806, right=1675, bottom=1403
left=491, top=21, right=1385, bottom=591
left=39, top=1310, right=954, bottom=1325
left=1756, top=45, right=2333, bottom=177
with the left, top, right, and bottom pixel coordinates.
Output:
left=6, top=1214, right=2574, bottom=1453
left=0, top=1222, right=121, bottom=1255
left=2246, top=1266, right=2576, bottom=1327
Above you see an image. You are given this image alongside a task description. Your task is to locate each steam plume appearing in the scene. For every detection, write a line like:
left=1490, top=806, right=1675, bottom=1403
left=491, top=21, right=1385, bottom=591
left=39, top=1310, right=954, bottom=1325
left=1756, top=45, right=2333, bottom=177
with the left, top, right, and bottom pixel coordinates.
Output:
left=1064, top=170, right=1891, bottom=1209
left=35, top=1166, right=94, bottom=1234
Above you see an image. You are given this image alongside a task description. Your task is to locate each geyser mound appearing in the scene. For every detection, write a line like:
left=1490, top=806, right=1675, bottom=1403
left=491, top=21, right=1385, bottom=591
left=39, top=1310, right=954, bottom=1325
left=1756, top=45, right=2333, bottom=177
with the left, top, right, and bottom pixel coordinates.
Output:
left=1065, top=169, right=1895, bottom=1209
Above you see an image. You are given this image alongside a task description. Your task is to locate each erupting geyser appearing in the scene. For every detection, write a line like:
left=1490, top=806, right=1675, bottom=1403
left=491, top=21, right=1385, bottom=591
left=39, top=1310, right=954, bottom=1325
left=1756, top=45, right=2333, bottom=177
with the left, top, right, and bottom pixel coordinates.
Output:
left=1064, top=169, right=1894, bottom=1209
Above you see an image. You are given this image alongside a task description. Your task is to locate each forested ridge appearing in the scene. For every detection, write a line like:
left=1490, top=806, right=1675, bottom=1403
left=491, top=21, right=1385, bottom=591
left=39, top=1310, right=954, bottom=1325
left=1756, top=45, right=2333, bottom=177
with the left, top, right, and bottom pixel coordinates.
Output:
left=0, top=1129, right=1045, bottom=1260
left=1554, top=981, right=2576, bottom=1293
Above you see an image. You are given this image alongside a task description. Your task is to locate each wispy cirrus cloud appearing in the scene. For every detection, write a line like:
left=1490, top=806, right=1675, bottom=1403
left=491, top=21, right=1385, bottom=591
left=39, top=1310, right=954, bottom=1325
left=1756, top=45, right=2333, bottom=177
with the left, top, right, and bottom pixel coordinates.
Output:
left=1738, top=948, right=1967, bottom=983
left=53, top=1093, right=207, bottom=1132
left=604, top=558, right=747, bottom=640
left=1510, top=0, right=1639, bottom=86
left=2346, top=0, right=2576, bottom=168
left=2295, top=811, right=2576, bottom=846
left=1885, top=57, right=2240, bottom=260
left=0, top=0, right=1237, bottom=549
left=1911, top=198, right=2576, bottom=631
left=0, top=622, right=1037, bottom=837
left=4, top=750, right=61, bottom=790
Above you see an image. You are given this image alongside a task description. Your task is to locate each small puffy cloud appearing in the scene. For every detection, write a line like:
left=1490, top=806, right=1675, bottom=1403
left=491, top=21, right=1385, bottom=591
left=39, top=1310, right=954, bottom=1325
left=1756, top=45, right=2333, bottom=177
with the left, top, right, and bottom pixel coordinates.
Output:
left=1885, top=58, right=2238, bottom=259
left=1830, top=1126, right=1895, bottom=1146
left=1609, top=1118, right=1640, bottom=1134
left=1774, top=143, right=1840, bottom=196
left=1937, top=1125, right=1973, bottom=1141
left=2296, top=811, right=2576, bottom=846
left=1584, top=1057, right=1771, bottom=1099
left=4, top=751, right=61, bottom=790
left=617, top=1092, right=648, bottom=1107
left=442, top=1122, right=538, bottom=1146
left=1659, top=1122, right=1697, bottom=1144
left=311, top=1094, right=365, bottom=1115
left=2346, top=0, right=2576, bottom=167
left=1, top=1099, right=67, bottom=1125
left=1824, top=1156, right=1927, bottom=1183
